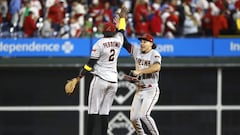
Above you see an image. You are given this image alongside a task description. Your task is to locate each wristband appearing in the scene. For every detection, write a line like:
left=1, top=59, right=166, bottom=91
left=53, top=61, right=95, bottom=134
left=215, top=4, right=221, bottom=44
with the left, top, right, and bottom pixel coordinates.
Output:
left=84, top=64, right=92, bottom=71
left=118, top=18, right=126, bottom=30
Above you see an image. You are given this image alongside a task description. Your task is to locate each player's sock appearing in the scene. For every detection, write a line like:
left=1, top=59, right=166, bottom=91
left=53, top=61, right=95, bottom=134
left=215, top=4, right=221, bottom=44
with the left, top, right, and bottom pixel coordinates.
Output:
left=87, top=114, right=98, bottom=135
left=100, top=115, right=109, bottom=135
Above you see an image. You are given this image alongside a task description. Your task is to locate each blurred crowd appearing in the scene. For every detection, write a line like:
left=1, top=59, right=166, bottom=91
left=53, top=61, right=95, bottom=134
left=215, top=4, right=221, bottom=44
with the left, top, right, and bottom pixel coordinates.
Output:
left=0, top=0, right=240, bottom=38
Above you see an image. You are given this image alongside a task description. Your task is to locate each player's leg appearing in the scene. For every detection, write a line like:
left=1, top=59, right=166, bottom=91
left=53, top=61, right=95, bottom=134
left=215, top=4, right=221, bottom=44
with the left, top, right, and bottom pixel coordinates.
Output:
left=100, top=115, right=109, bottom=135
left=140, top=88, right=160, bottom=135
left=86, top=114, right=99, bottom=135
left=87, top=76, right=107, bottom=135
left=130, top=91, right=146, bottom=135
left=88, top=76, right=107, bottom=114
left=99, top=81, right=118, bottom=135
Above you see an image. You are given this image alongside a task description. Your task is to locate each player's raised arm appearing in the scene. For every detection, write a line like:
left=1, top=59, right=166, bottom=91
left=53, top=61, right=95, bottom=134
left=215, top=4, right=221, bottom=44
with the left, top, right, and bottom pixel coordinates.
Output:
left=114, top=6, right=132, bottom=53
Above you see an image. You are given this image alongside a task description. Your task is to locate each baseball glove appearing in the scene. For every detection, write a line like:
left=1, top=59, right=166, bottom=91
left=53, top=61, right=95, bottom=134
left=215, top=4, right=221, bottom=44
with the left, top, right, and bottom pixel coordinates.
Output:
left=124, top=71, right=139, bottom=83
left=65, top=77, right=79, bottom=95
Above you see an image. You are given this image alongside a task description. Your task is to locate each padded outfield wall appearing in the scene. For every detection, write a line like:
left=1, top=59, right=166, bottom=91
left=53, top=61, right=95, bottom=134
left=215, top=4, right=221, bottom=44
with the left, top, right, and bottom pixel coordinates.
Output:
left=0, top=38, right=240, bottom=135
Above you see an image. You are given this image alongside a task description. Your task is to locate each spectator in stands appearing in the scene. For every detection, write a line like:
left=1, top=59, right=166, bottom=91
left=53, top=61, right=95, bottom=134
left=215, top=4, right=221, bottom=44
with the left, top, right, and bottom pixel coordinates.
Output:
left=93, top=22, right=104, bottom=38
left=152, top=0, right=161, bottom=11
left=23, top=11, right=37, bottom=37
left=193, top=0, right=209, bottom=11
left=47, top=0, right=66, bottom=33
left=174, top=0, right=185, bottom=37
left=182, top=0, right=202, bottom=37
left=133, top=0, right=149, bottom=24
left=149, top=10, right=162, bottom=37
left=134, top=0, right=151, bottom=36
left=88, top=0, right=104, bottom=26
left=233, top=7, right=240, bottom=32
left=9, top=0, right=21, bottom=27
left=1, top=0, right=240, bottom=38
left=102, top=2, right=113, bottom=22
left=202, top=8, right=213, bottom=36
left=122, top=0, right=132, bottom=12
left=193, top=7, right=204, bottom=35
left=80, top=16, right=94, bottom=37
left=69, top=16, right=81, bottom=38
left=164, top=10, right=179, bottom=38
left=71, top=0, right=87, bottom=28
left=58, top=17, right=70, bottom=38
left=0, top=0, right=8, bottom=22
left=214, top=0, right=229, bottom=11
left=135, top=14, right=150, bottom=36
left=44, top=0, right=56, bottom=18
left=212, top=10, right=228, bottom=37
left=236, top=0, right=240, bottom=10
left=183, top=14, right=200, bottom=37
left=41, top=17, right=53, bottom=38
left=30, top=0, right=42, bottom=18
left=19, top=1, right=30, bottom=29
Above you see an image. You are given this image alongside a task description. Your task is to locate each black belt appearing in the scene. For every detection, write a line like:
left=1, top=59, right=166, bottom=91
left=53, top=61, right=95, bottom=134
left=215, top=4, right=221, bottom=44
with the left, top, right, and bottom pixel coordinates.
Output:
left=137, top=84, right=152, bottom=88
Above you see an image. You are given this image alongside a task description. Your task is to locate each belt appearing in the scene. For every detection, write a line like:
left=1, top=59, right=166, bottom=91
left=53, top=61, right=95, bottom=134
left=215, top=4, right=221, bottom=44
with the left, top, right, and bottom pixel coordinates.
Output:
left=137, top=84, right=152, bottom=89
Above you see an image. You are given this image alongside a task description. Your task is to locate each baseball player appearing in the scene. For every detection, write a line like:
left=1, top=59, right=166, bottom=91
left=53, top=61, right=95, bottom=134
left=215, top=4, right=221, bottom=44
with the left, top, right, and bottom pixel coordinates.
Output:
left=122, top=33, right=161, bottom=135
left=69, top=7, right=128, bottom=135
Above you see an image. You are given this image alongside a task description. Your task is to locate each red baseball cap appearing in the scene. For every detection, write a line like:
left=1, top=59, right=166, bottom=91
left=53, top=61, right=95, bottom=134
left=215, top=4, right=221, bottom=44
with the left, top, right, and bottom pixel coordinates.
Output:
left=138, top=33, right=154, bottom=42
left=138, top=33, right=157, bottom=49
left=103, top=22, right=116, bottom=33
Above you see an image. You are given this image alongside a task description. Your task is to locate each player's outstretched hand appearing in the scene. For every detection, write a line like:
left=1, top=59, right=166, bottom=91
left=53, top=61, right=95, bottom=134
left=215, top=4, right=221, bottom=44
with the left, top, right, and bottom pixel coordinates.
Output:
left=119, top=6, right=128, bottom=19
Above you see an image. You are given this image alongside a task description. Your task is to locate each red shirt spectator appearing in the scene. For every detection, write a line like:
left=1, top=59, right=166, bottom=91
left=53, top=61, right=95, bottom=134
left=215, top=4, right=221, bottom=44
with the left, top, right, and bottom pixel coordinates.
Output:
left=135, top=15, right=150, bottom=36
left=235, top=0, right=240, bottom=10
left=88, top=1, right=104, bottom=26
left=215, top=0, right=228, bottom=11
left=88, top=1, right=103, bottom=18
left=102, top=2, right=113, bottom=22
left=212, top=11, right=228, bottom=37
left=134, top=0, right=149, bottom=23
left=47, top=1, right=65, bottom=26
left=202, top=9, right=213, bottom=29
left=164, top=13, right=179, bottom=37
left=149, top=10, right=162, bottom=36
left=23, top=11, right=37, bottom=37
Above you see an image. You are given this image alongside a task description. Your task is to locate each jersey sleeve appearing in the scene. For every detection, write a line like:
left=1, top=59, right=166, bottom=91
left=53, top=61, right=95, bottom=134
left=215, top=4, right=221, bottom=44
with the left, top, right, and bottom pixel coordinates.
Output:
left=114, top=32, right=124, bottom=46
left=90, top=41, right=101, bottom=59
left=132, top=45, right=140, bottom=57
left=151, top=50, right=162, bottom=65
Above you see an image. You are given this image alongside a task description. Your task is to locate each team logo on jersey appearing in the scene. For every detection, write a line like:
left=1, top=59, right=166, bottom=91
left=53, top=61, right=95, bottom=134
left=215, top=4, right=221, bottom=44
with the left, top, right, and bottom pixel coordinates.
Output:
left=116, top=71, right=136, bottom=104
left=91, top=49, right=97, bottom=52
left=61, top=41, right=74, bottom=54
left=108, top=112, right=135, bottom=135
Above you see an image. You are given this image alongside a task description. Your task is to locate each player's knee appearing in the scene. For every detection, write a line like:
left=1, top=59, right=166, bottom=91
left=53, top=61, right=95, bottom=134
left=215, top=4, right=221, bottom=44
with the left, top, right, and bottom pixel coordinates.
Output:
left=130, top=116, right=138, bottom=122
left=139, top=114, right=149, bottom=121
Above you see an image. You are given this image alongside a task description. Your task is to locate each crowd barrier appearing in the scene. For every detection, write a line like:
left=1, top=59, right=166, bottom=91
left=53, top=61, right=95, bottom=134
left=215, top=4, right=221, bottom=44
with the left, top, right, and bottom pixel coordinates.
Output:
left=0, top=37, right=239, bottom=57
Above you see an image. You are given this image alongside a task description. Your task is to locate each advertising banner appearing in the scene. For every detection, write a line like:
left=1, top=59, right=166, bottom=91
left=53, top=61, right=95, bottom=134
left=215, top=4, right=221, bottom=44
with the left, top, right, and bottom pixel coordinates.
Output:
left=213, top=38, right=240, bottom=56
left=108, top=38, right=213, bottom=57
left=1, top=38, right=240, bottom=57
left=0, top=38, right=91, bottom=57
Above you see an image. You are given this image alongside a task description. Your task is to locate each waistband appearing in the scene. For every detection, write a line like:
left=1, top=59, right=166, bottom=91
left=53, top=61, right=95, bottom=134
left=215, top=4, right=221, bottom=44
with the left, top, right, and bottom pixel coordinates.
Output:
left=136, top=83, right=158, bottom=89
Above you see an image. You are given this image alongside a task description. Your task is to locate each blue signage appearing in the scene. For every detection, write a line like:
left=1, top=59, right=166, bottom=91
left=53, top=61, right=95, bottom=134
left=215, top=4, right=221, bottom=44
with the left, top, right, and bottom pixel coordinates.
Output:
left=119, top=38, right=213, bottom=57
left=213, top=38, right=240, bottom=56
left=0, top=38, right=239, bottom=57
left=155, top=38, right=212, bottom=57
left=0, top=38, right=91, bottom=57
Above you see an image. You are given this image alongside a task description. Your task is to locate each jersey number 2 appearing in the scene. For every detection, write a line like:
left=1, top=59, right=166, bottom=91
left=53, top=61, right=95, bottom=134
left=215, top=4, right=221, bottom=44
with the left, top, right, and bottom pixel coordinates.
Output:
left=109, top=49, right=115, bottom=61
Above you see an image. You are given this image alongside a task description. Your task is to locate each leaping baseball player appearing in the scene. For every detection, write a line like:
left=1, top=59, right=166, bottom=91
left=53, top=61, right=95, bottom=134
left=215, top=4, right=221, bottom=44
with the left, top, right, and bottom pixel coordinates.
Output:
left=116, top=14, right=161, bottom=134
left=65, top=6, right=129, bottom=135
